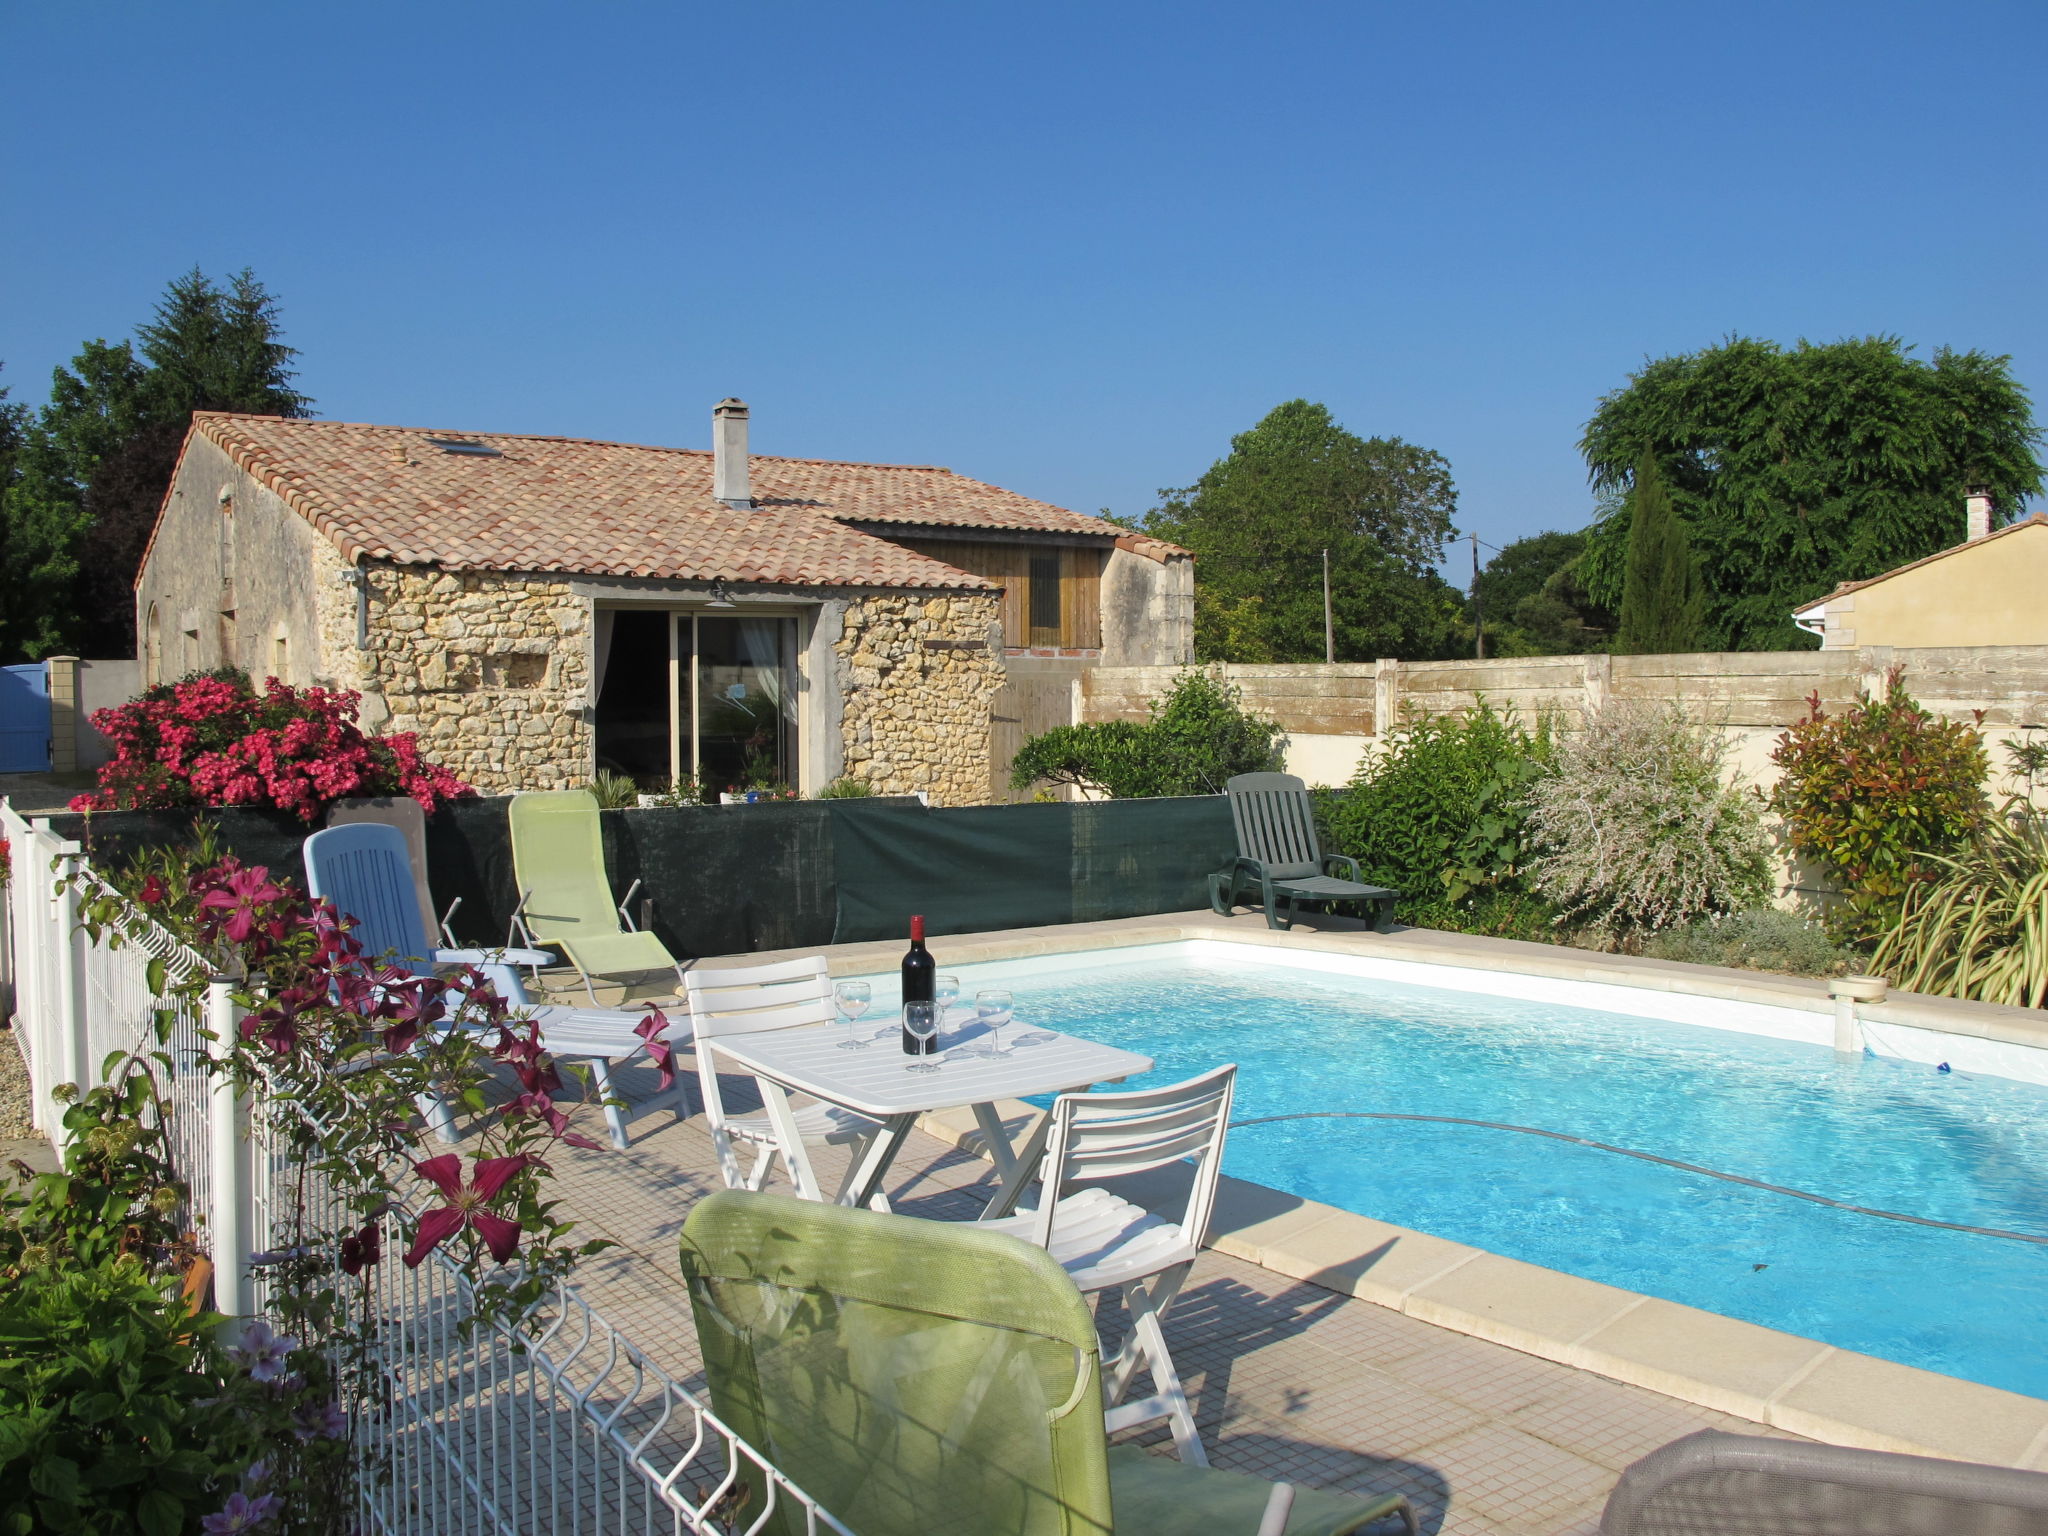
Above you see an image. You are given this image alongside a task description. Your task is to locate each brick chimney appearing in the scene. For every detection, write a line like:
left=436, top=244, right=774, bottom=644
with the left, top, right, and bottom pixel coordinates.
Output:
left=713, top=399, right=752, bottom=508
left=1966, top=486, right=1994, bottom=542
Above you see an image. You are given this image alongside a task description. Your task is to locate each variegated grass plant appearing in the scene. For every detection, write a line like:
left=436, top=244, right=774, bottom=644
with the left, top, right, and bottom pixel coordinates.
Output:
left=1872, top=811, right=2048, bottom=1008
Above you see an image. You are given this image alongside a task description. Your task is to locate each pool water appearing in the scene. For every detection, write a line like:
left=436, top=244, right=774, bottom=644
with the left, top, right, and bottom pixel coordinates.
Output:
left=1000, top=952, right=2048, bottom=1399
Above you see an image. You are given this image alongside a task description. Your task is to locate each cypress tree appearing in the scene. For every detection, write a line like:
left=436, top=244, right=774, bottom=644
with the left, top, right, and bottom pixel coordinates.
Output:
left=1615, top=452, right=1704, bottom=654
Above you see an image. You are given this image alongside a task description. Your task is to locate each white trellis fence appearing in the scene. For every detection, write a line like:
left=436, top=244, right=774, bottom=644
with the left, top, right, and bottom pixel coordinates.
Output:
left=0, top=801, right=850, bottom=1536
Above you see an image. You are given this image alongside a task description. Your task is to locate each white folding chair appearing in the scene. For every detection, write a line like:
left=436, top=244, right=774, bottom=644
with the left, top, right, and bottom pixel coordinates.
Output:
left=683, top=956, right=889, bottom=1210
left=976, top=1064, right=1236, bottom=1467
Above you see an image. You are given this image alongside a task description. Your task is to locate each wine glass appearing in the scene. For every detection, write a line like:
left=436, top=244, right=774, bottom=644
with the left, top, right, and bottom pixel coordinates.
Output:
left=903, top=1001, right=941, bottom=1072
left=975, top=989, right=1013, bottom=1056
left=935, top=974, right=961, bottom=1045
left=834, top=981, right=872, bottom=1051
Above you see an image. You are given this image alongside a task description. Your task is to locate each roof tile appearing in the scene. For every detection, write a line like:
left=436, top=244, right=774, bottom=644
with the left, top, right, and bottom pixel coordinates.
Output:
left=189, top=413, right=1142, bottom=589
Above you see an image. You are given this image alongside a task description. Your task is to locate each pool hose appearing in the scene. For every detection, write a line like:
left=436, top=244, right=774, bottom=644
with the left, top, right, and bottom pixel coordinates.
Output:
left=1228, top=1111, right=2048, bottom=1246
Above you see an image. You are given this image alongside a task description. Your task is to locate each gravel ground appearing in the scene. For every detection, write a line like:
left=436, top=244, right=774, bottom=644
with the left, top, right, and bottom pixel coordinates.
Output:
left=0, top=1022, right=36, bottom=1139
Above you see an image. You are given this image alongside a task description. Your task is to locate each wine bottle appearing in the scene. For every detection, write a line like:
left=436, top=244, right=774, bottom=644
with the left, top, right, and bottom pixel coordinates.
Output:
left=901, top=914, right=936, bottom=1055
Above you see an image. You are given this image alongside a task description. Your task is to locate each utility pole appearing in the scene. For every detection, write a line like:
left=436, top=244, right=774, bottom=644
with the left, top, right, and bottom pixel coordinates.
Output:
left=1471, top=531, right=1485, bottom=660
left=1322, top=548, right=1335, bottom=664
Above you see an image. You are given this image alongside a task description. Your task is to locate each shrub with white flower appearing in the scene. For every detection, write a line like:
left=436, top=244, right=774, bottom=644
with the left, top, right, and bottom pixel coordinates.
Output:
left=1525, top=700, right=1773, bottom=941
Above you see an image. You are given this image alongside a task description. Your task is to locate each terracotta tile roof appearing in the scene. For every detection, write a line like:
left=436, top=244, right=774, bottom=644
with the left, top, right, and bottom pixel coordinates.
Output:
left=1793, top=512, right=2048, bottom=611
left=1115, top=531, right=1193, bottom=562
left=185, top=414, right=1134, bottom=589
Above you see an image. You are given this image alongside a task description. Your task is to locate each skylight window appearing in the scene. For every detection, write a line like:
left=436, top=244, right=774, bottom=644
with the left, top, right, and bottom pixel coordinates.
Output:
left=424, top=437, right=502, bottom=458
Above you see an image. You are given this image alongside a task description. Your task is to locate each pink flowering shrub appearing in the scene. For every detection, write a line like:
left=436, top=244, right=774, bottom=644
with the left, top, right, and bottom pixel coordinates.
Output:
left=63, top=844, right=679, bottom=1530
left=71, top=669, right=472, bottom=823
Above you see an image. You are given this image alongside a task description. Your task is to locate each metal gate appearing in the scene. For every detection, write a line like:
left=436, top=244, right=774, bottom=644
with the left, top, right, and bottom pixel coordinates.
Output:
left=0, top=662, right=50, bottom=772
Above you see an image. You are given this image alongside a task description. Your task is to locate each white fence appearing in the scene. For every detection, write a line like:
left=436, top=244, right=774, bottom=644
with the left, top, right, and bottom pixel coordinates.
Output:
left=0, top=801, right=849, bottom=1536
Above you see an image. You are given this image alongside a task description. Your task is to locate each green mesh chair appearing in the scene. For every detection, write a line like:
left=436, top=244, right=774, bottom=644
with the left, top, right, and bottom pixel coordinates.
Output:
left=508, top=789, right=686, bottom=1003
left=678, top=1189, right=1415, bottom=1536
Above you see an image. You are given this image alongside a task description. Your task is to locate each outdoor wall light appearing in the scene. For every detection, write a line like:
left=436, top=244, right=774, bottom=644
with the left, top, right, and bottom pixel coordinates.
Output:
left=708, top=579, right=736, bottom=608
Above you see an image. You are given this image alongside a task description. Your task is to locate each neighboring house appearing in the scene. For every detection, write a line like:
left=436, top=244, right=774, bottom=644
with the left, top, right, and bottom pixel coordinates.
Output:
left=134, top=402, right=1192, bottom=803
left=1792, top=499, right=2048, bottom=651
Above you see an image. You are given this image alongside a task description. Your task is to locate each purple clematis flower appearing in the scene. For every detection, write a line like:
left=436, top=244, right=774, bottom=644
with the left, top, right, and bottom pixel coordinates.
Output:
left=228, top=1319, right=301, bottom=1384
left=201, top=1490, right=283, bottom=1534
left=292, top=1398, right=349, bottom=1441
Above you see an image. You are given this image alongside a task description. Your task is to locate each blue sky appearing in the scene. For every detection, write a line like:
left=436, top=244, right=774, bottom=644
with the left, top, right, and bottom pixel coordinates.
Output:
left=2, top=1, right=2041, bottom=566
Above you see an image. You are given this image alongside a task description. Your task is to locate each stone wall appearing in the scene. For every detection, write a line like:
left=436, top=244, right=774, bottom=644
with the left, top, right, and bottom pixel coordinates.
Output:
left=835, top=592, right=1004, bottom=805
left=336, top=575, right=1002, bottom=801
left=344, top=566, right=593, bottom=793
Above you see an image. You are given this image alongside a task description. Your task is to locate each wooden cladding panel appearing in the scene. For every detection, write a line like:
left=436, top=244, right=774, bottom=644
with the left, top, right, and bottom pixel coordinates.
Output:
left=1064, top=546, right=1101, bottom=651
left=893, top=539, right=1102, bottom=649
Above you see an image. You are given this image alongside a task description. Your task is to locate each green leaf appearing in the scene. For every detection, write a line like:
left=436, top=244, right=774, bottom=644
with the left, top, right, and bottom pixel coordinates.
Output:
left=135, top=1488, right=183, bottom=1536
left=145, top=957, right=167, bottom=998
left=28, top=1456, right=79, bottom=1503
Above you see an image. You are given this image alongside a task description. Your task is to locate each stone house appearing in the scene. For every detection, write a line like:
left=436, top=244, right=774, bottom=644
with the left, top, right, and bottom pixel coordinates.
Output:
left=133, top=402, right=1191, bottom=804
left=1792, top=498, right=2048, bottom=650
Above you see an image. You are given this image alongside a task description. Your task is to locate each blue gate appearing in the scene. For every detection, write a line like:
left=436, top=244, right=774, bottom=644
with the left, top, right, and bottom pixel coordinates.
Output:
left=0, top=663, right=51, bottom=772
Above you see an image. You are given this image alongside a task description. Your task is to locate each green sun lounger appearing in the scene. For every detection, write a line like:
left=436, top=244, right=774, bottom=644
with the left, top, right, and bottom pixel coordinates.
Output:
left=508, top=789, right=685, bottom=1002
left=678, top=1189, right=1415, bottom=1535
left=1211, top=772, right=1398, bottom=932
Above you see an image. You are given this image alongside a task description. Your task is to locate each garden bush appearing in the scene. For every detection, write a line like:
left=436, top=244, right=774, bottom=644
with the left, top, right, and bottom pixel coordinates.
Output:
left=28, top=838, right=656, bottom=1532
left=1320, top=702, right=1557, bottom=931
left=0, top=1258, right=269, bottom=1536
left=1526, top=701, right=1771, bottom=940
left=1872, top=808, right=2048, bottom=1007
left=1009, top=669, right=1280, bottom=797
left=71, top=669, right=471, bottom=823
left=1644, top=908, right=1852, bottom=977
left=0, top=1071, right=321, bottom=1534
left=1768, top=670, right=1989, bottom=936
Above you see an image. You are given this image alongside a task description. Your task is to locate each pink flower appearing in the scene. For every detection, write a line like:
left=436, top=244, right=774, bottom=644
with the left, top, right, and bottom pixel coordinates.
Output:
left=403, top=1153, right=530, bottom=1267
left=505, top=1090, right=603, bottom=1151
left=378, top=977, right=445, bottom=1055
left=239, top=984, right=320, bottom=1057
left=339, top=1221, right=382, bottom=1276
left=198, top=866, right=289, bottom=944
left=634, top=1008, right=677, bottom=1092
left=492, top=1020, right=561, bottom=1093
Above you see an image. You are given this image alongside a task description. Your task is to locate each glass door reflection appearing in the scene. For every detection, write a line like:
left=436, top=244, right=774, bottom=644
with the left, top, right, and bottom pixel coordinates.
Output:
left=683, top=615, right=796, bottom=796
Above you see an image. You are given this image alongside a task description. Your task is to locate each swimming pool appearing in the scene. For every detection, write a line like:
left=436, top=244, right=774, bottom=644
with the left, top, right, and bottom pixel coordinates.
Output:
left=919, top=941, right=2048, bottom=1400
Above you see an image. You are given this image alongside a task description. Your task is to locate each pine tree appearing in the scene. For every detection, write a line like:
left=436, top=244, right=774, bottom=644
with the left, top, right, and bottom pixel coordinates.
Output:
left=0, top=268, right=313, bottom=661
left=1614, top=452, right=1704, bottom=655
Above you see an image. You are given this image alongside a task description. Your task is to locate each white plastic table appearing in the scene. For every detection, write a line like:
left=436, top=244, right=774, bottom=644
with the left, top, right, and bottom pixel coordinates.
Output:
left=705, top=1012, right=1154, bottom=1211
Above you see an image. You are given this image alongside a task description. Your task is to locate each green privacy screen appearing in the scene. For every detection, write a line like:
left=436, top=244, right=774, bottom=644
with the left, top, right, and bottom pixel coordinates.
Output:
left=50, top=794, right=1237, bottom=959
left=823, top=797, right=1237, bottom=941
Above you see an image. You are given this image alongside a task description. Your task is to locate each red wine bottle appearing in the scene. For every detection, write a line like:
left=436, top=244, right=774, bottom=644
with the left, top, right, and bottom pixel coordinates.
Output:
left=901, top=914, right=936, bottom=1055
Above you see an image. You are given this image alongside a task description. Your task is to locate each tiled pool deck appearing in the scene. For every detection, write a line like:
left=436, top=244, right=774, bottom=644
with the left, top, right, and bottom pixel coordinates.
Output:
left=532, top=911, right=1867, bottom=1536
left=544, top=1069, right=1799, bottom=1536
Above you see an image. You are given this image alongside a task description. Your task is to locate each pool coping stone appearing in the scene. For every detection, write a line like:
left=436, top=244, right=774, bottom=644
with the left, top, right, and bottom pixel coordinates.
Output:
left=705, top=910, right=2048, bottom=1467
left=769, top=912, right=2048, bottom=1053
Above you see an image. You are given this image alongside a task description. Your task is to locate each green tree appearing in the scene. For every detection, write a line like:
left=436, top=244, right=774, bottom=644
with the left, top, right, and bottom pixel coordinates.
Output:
left=1580, top=336, right=2043, bottom=650
left=0, top=269, right=312, bottom=661
left=1614, top=453, right=1704, bottom=653
left=1136, top=400, right=1466, bottom=662
left=1470, top=530, right=1614, bottom=655
left=1009, top=670, right=1280, bottom=797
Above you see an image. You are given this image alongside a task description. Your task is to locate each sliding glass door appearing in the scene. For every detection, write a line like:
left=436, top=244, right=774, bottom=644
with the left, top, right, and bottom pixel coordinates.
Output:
left=592, top=610, right=800, bottom=796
